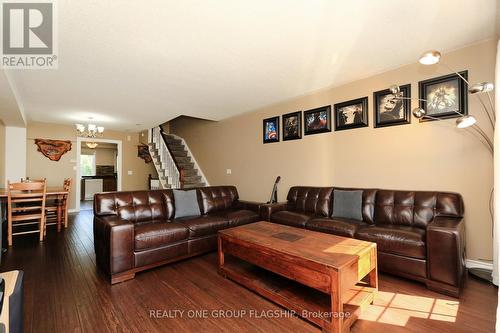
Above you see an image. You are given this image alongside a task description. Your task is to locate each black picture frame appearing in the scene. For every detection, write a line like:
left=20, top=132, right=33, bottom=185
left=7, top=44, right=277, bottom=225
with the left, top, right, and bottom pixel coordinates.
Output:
left=374, top=84, right=411, bottom=128
left=303, top=106, right=331, bottom=135
left=282, top=111, right=302, bottom=141
left=334, top=97, right=369, bottom=131
left=418, top=71, right=468, bottom=122
left=263, top=116, right=280, bottom=144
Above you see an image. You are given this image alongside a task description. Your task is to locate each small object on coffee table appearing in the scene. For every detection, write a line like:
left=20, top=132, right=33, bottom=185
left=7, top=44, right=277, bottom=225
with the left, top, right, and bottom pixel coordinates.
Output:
left=218, top=221, right=377, bottom=333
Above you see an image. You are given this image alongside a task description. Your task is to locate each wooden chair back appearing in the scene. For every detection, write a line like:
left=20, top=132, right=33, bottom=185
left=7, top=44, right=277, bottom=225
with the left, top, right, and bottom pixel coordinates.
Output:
left=45, top=178, right=72, bottom=232
left=7, top=180, right=47, bottom=246
left=63, top=178, right=72, bottom=192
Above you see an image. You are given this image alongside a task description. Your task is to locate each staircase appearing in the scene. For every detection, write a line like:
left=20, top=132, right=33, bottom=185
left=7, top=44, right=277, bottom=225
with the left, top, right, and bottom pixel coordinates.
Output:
left=148, top=127, right=208, bottom=189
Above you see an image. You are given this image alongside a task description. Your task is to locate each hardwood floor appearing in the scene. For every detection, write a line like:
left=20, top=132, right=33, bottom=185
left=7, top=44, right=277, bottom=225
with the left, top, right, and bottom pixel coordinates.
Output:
left=1, top=210, right=497, bottom=333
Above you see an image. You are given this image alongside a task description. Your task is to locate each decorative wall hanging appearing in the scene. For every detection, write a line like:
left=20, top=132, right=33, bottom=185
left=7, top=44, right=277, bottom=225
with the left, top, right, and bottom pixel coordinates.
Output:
left=374, top=84, right=411, bottom=128
left=304, top=106, right=331, bottom=135
left=138, top=145, right=152, bottom=163
left=263, top=116, right=280, bottom=144
left=334, top=97, right=369, bottom=131
left=418, top=71, right=468, bottom=121
left=282, top=111, right=302, bottom=141
left=35, top=139, right=72, bottom=161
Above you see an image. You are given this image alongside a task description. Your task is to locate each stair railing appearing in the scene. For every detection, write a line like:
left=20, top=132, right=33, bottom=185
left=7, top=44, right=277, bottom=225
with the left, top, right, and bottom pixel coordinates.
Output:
left=148, top=127, right=184, bottom=189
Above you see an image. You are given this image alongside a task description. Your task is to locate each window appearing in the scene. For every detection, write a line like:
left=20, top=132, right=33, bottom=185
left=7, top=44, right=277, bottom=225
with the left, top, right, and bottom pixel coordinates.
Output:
left=81, top=153, right=96, bottom=176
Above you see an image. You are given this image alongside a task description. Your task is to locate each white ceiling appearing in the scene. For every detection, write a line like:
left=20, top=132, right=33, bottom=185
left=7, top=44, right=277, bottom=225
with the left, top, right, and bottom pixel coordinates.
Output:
left=3, top=0, right=498, bottom=131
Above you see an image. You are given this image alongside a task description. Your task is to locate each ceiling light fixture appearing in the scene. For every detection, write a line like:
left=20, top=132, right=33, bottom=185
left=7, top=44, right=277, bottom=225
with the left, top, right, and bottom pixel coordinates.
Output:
left=76, top=117, right=104, bottom=138
left=86, top=142, right=99, bottom=149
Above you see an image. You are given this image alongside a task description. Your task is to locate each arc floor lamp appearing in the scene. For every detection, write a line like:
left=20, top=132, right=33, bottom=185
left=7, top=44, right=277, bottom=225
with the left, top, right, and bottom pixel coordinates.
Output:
left=389, top=50, right=495, bottom=282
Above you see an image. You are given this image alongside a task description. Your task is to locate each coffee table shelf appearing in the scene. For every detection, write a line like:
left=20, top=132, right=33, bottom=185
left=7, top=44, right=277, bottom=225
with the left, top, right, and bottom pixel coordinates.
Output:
left=220, top=256, right=375, bottom=331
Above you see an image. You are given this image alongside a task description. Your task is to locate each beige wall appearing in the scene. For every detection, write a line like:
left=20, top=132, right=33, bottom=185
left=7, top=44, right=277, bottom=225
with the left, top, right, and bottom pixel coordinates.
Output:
left=82, top=145, right=117, bottom=168
left=170, top=40, right=496, bottom=261
left=0, top=121, right=4, bottom=186
left=26, top=121, right=157, bottom=210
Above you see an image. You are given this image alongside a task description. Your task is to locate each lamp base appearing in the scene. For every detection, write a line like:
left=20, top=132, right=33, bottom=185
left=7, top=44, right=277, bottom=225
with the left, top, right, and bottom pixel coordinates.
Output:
left=468, top=268, right=493, bottom=283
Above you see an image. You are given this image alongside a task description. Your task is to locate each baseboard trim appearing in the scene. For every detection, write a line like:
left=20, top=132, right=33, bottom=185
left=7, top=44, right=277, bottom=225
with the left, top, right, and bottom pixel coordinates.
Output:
left=68, top=209, right=79, bottom=214
left=465, top=259, right=493, bottom=270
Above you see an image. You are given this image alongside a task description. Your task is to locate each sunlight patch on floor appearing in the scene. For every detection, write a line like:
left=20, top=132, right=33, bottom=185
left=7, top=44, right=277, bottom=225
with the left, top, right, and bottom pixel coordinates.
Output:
left=358, top=291, right=459, bottom=326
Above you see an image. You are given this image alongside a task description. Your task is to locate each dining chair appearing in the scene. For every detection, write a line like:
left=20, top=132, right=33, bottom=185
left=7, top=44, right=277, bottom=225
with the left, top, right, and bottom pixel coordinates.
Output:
left=7, top=180, right=47, bottom=246
left=45, top=178, right=72, bottom=233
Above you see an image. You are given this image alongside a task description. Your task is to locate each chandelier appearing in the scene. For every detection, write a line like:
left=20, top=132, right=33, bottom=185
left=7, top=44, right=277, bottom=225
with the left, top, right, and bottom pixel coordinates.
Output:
left=76, top=118, right=104, bottom=149
left=75, top=122, right=104, bottom=138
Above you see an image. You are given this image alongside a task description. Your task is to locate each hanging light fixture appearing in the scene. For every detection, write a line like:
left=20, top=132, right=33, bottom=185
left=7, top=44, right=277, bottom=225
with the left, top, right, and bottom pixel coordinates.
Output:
left=76, top=117, right=105, bottom=138
left=86, top=142, right=99, bottom=149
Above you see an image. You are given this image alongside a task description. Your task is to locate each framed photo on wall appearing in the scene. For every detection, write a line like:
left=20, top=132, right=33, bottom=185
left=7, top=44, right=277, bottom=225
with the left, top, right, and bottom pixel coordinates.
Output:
left=334, top=97, right=368, bottom=131
left=282, top=111, right=302, bottom=141
left=263, top=116, right=279, bottom=144
left=418, top=71, right=468, bottom=121
left=374, top=84, right=411, bottom=128
left=303, top=106, right=331, bottom=135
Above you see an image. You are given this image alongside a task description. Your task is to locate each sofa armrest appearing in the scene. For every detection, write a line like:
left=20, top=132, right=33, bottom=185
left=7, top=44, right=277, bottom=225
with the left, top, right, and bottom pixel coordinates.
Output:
left=234, top=200, right=263, bottom=213
left=426, top=216, right=465, bottom=288
left=93, top=215, right=135, bottom=276
left=259, top=202, right=288, bottom=221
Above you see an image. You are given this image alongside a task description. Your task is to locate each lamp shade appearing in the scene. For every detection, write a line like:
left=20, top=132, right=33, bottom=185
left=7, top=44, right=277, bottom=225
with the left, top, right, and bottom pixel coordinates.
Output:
left=412, top=108, right=426, bottom=119
left=468, top=82, right=494, bottom=95
left=76, top=124, right=85, bottom=132
left=456, top=115, right=477, bottom=129
left=389, top=85, right=400, bottom=95
left=419, top=50, right=441, bottom=65
left=86, top=142, right=98, bottom=149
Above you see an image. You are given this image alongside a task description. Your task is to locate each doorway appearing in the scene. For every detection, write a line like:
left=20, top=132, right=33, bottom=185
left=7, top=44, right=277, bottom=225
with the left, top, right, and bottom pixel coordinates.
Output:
left=75, top=138, right=122, bottom=212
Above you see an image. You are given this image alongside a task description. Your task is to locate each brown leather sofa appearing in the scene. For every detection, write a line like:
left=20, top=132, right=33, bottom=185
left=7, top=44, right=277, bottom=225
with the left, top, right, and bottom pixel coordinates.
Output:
left=260, top=186, right=465, bottom=297
left=93, top=186, right=261, bottom=284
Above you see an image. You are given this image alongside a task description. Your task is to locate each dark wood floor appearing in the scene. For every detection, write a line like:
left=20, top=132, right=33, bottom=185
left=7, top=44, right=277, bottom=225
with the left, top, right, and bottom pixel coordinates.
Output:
left=1, top=210, right=497, bottom=333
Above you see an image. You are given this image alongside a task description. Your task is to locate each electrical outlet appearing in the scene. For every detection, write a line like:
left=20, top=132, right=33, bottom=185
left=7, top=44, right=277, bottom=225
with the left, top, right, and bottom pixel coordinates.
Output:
left=128, top=170, right=133, bottom=175
left=226, top=169, right=232, bottom=175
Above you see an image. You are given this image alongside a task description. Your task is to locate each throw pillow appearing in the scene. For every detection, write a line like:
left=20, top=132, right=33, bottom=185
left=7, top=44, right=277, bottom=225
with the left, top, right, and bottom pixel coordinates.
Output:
left=332, top=190, right=363, bottom=221
left=173, top=189, right=201, bottom=218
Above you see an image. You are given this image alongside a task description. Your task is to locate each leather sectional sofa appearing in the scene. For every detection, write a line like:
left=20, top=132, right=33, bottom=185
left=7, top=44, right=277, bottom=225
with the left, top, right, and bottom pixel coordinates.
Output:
left=93, top=186, right=261, bottom=284
left=260, top=186, right=465, bottom=297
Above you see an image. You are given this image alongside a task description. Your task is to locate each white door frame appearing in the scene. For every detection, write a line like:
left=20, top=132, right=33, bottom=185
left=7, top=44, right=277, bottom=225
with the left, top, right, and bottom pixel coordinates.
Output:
left=75, top=137, right=123, bottom=212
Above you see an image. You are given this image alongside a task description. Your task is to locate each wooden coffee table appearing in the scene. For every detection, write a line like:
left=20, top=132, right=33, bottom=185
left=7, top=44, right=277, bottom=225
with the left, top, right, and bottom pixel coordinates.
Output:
left=218, top=221, right=377, bottom=333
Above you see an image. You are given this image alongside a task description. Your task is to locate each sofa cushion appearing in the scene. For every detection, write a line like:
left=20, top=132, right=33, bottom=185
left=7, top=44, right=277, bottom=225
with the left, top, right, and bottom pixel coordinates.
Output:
left=270, top=211, right=315, bottom=228
left=198, top=186, right=239, bottom=214
left=332, top=190, right=363, bottom=221
left=173, top=189, right=201, bottom=218
left=306, top=218, right=366, bottom=238
left=134, top=221, right=189, bottom=251
left=286, top=187, right=334, bottom=217
left=214, top=209, right=260, bottom=227
left=177, top=215, right=230, bottom=238
left=355, top=225, right=426, bottom=259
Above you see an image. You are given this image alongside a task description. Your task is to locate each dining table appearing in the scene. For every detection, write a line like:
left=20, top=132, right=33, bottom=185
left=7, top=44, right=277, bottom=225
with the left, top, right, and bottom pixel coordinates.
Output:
left=0, top=187, right=69, bottom=198
left=0, top=187, right=70, bottom=234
